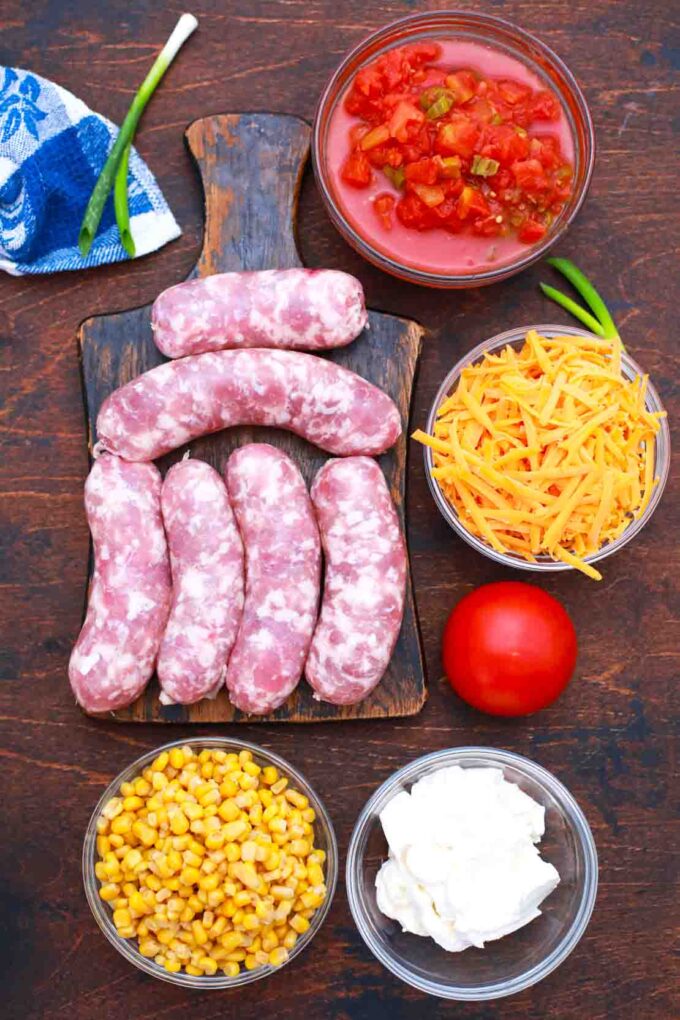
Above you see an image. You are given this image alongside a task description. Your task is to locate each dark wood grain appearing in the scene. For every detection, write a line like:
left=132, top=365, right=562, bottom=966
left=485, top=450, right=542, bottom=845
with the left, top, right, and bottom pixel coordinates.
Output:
left=0, top=2, right=678, bottom=1019
left=79, top=111, right=426, bottom=724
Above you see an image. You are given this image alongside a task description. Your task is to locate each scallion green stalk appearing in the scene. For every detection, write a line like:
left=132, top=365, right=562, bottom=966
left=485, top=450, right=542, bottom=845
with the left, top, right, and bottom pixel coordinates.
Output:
left=78, top=13, right=198, bottom=258
left=541, top=257, right=620, bottom=341
left=113, top=144, right=134, bottom=256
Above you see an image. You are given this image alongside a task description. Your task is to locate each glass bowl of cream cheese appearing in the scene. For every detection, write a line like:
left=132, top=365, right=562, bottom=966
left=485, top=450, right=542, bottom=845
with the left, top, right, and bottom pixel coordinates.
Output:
left=346, top=747, right=597, bottom=1000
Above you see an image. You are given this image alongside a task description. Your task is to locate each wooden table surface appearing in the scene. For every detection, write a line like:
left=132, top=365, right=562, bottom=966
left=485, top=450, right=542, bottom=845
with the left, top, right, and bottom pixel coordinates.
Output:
left=2, top=2, right=678, bottom=1017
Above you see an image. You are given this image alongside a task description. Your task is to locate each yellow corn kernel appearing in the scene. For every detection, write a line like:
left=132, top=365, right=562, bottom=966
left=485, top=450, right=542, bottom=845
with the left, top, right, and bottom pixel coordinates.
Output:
left=122, top=848, right=143, bottom=871
left=138, top=938, right=160, bottom=958
left=127, top=891, right=148, bottom=916
left=217, top=800, right=240, bottom=823
left=99, top=883, right=119, bottom=902
left=122, top=795, right=144, bottom=812
left=269, top=947, right=289, bottom=967
left=244, top=954, right=258, bottom=971
left=205, top=832, right=224, bottom=851
left=112, top=908, right=132, bottom=928
left=261, top=931, right=279, bottom=953
left=219, top=779, right=239, bottom=799
left=198, top=873, right=219, bottom=892
left=169, top=811, right=189, bottom=836
left=152, top=751, right=169, bottom=772
left=96, top=835, right=111, bottom=857
left=240, top=840, right=257, bottom=863
left=169, top=748, right=185, bottom=770
left=94, top=862, right=108, bottom=882
left=108, top=834, right=125, bottom=849
left=132, top=821, right=156, bottom=847
left=155, top=928, right=173, bottom=945
left=271, top=884, right=294, bottom=901
left=181, top=801, right=203, bottom=822
left=307, top=863, right=324, bottom=887
left=198, top=956, right=218, bottom=975
left=183, top=850, right=202, bottom=869
left=227, top=949, right=247, bottom=963
left=268, top=817, right=287, bottom=835
left=210, top=916, right=227, bottom=939
left=191, top=920, right=208, bottom=946
left=232, top=862, right=259, bottom=890
left=290, top=839, right=310, bottom=857
left=270, top=778, right=288, bottom=795
left=223, top=819, right=248, bottom=842
left=110, top=814, right=133, bottom=836
left=242, top=761, right=261, bottom=778
left=242, top=913, right=260, bottom=931
left=219, top=931, right=244, bottom=953
left=300, top=890, right=325, bottom=910
left=259, top=790, right=274, bottom=810
left=238, top=749, right=253, bottom=764
left=180, top=866, right=201, bottom=886
left=261, top=766, right=278, bottom=786
left=164, top=959, right=182, bottom=974
left=184, top=963, right=202, bottom=976
left=223, top=961, right=240, bottom=978
left=145, top=874, right=162, bottom=892
left=290, top=913, right=310, bottom=935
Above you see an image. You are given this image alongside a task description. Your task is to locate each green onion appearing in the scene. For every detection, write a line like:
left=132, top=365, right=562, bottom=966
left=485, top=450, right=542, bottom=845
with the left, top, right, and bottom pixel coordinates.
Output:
left=426, top=93, right=454, bottom=120
left=491, top=112, right=504, bottom=126
left=544, top=258, right=620, bottom=340
left=419, top=86, right=455, bottom=112
left=113, top=144, right=134, bottom=256
left=470, top=155, right=500, bottom=177
left=539, top=283, right=606, bottom=336
left=383, top=165, right=405, bottom=189
left=78, top=13, right=198, bottom=258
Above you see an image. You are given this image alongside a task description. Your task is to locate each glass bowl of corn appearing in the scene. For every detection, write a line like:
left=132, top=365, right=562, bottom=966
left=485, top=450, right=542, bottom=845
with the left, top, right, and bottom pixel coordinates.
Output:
left=83, top=737, right=338, bottom=988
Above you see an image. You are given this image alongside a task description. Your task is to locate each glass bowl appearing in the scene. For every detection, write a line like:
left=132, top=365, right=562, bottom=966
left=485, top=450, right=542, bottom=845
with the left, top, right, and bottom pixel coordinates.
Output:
left=83, top=737, right=338, bottom=988
left=423, top=323, right=670, bottom=574
left=312, top=11, right=595, bottom=288
left=346, top=747, right=598, bottom=1000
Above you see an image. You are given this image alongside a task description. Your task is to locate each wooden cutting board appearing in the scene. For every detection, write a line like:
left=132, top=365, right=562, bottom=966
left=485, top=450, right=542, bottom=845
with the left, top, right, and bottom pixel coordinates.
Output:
left=78, top=112, right=426, bottom=723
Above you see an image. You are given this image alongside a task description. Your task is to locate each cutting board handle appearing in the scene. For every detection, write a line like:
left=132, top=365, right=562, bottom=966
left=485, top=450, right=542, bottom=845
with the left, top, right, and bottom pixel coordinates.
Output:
left=185, top=113, right=311, bottom=277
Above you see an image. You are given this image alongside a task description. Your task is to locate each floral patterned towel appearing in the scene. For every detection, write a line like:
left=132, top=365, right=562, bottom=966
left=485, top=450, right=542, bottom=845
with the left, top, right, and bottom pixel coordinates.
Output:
left=0, top=66, right=180, bottom=275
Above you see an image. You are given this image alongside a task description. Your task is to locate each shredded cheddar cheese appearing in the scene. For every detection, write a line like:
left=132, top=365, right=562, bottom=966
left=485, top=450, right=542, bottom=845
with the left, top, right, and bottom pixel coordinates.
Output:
left=414, top=330, right=665, bottom=580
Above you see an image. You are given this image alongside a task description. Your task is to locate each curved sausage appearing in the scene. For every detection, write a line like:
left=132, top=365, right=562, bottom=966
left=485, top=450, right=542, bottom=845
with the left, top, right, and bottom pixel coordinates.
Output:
left=157, top=459, right=244, bottom=705
left=224, top=444, right=321, bottom=714
left=151, top=268, right=368, bottom=358
left=305, top=457, right=406, bottom=705
left=69, top=454, right=171, bottom=713
left=95, top=349, right=401, bottom=463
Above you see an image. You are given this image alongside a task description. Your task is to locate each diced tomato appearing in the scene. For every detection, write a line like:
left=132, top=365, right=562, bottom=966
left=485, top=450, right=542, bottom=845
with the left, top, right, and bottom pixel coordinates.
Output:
left=404, top=157, right=438, bottom=184
left=530, top=90, right=561, bottom=121
left=511, top=158, right=549, bottom=192
left=435, top=117, right=480, bottom=158
left=341, top=151, right=372, bottom=188
left=388, top=101, right=425, bottom=141
left=374, top=193, right=395, bottom=229
left=336, top=41, right=572, bottom=248
left=518, top=218, right=547, bottom=243
left=444, top=70, right=477, bottom=103
left=497, top=79, right=532, bottom=106
left=396, top=191, right=434, bottom=230
left=456, top=186, right=491, bottom=220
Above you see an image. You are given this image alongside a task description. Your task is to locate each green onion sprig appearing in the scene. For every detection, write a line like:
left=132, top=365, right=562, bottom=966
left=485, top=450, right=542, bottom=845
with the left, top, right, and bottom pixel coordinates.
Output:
left=539, top=257, right=621, bottom=341
left=78, top=13, right=198, bottom=258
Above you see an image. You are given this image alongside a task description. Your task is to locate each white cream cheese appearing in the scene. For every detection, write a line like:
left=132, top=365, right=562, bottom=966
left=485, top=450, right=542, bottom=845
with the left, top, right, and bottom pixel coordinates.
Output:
left=375, top=765, right=560, bottom=952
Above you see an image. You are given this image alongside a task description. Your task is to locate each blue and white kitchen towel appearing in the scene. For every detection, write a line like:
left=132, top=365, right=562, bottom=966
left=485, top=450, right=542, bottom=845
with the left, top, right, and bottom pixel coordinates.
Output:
left=0, top=66, right=181, bottom=275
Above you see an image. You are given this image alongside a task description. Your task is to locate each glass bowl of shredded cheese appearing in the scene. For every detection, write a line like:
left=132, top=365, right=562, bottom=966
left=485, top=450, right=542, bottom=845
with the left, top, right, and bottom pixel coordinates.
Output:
left=83, top=738, right=338, bottom=988
left=414, top=324, right=669, bottom=579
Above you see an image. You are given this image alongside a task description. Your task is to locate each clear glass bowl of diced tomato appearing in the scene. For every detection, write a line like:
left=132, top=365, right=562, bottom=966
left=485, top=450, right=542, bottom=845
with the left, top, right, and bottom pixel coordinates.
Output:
left=312, top=11, right=595, bottom=288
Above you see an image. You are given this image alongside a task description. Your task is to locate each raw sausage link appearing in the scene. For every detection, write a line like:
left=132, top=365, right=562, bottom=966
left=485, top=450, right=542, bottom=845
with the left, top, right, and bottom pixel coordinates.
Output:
left=68, top=455, right=171, bottom=713
left=305, top=457, right=406, bottom=705
left=157, top=459, right=244, bottom=705
left=95, top=349, right=401, bottom=462
left=225, top=444, right=321, bottom=715
left=151, top=268, right=368, bottom=358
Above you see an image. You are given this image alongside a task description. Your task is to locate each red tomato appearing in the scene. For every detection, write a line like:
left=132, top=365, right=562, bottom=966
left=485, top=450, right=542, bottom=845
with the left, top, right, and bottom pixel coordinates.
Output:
left=442, top=582, right=577, bottom=717
left=341, top=151, right=372, bottom=188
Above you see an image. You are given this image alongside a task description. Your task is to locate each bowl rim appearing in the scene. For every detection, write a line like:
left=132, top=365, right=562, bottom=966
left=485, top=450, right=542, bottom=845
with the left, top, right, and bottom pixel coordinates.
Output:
left=82, top=736, right=339, bottom=989
left=345, top=746, right=599, bottom=1001
left=423, top=323, right=671, bottom=572
left=312, top=9, right=596, bottom=288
